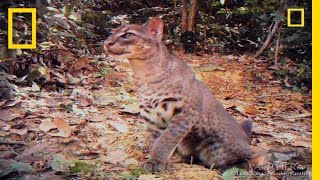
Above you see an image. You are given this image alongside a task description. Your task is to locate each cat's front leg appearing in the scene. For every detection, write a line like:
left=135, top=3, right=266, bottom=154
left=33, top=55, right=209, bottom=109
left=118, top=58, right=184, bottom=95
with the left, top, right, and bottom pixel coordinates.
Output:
left=144, top=127, right=161, bottom=153
left=144, top=110, right=196, bottom=172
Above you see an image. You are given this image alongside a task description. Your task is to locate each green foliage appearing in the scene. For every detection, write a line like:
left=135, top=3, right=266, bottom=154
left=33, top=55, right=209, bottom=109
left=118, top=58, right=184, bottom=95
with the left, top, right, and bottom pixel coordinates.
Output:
left=51, top=154, right=95, bottom=176
left=195, top=0, right=311, bottom=91
left=117, top=165, right=145, bottom=180
left=101, top=66, right=113, bottom=78
left=222, top=167, right=249, bottom=180
left=70, top=161, right=93, bottom=175
left=0, top=0, right=311, bottom=91
left=0, top=161, right=34, bottom=178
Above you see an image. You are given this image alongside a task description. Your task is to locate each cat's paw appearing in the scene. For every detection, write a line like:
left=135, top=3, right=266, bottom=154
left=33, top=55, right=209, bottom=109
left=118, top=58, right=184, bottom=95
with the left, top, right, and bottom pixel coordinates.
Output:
left=143, top=159, right=167, bottom=172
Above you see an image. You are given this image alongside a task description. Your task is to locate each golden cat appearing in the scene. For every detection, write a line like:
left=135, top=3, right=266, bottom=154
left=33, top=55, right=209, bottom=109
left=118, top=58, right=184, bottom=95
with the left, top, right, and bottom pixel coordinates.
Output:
left=104, top=17, right=257, bottom=172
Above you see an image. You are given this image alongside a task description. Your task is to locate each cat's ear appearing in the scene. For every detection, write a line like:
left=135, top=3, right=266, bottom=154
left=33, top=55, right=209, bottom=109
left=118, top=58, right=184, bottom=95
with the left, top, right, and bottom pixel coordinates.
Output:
left=144, top=17, right=164, bottom=40
left=240, top=119, right=253, bottom=138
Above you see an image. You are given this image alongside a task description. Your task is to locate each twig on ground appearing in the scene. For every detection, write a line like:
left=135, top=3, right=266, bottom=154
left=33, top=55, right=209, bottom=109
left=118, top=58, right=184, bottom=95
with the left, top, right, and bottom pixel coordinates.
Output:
left=274, top=30, right=281, bottom=66
left=274, top=113, right=312, bottom=120
left=0, top=140, right=27, bottom=145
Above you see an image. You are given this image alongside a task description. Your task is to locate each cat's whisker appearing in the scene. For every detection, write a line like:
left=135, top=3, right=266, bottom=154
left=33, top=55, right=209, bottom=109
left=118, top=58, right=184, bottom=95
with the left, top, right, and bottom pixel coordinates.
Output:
left=210, top=163, right=215, bottom=170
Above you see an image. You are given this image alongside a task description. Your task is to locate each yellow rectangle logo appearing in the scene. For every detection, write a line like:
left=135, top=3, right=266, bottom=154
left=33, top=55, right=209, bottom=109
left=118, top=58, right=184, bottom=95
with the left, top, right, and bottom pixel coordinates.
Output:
left=8, top=8, right=37, bottom=49
left=287, top=8, right=305, bottom=27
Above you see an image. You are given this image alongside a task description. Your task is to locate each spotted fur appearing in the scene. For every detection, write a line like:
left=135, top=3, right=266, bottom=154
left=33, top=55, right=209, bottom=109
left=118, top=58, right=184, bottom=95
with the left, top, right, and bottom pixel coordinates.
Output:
left=104, top=17, right=254, bottom=172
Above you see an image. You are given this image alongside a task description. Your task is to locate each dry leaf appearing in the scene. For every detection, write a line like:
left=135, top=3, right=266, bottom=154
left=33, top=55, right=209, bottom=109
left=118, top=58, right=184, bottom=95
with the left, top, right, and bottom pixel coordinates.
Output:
left=0, top=120, right=6, bottom=127
left=198, top=63, right=225, bottom=72
left=60, top=137, right=78, bottom=144
left=39, top=118, right=72, bottom=138
left=243, top=106, right=258, bottom=115
left=271, top=151, right=298, bottom=161
left=1, top=100, right=20, bottom=108
left=0, top=100, right=7, bottom=107
left=15, top=143, right=48, bottom=160
left=39, top=120, right=57, bottom=132
left=100, top=149, right=128, bottom=164
left=290, top=138, right=311, bottom=148
left=235, top=105, right=257, bottom=116
left=97, top=136, right=117, bottom=149
left=10, top=127, right=28, bottom=135
left=0, top=110, right=20, bottom=121
left=66, top=73, right=81, bottom=84
left=78, top=96, right=91, bottom=107
left=69, top=56, right=89, bottom=75
left=250, top=155, right=266, bottom=166
left=108, top=121, right=128, bottom=133
left=169, top=163, right=221, bottom=179
left=31, top=82, right=41, bottom=92
left=120, top=103, right=140, bottom=115
left=52, top=117, right=72, bottom=138
left=89, top=115, right=106, bottom=122
left=139, top=174, right=164, bottom=180
left=50, top=70, right=67, bottom=84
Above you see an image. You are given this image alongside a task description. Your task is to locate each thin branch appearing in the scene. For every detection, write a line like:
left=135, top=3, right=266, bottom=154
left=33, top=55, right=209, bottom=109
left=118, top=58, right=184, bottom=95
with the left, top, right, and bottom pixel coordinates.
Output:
left=274, top=30, right=281, bottom=66
left=255, top=0, right=287, bottom=58
left=254, top=19, right=281, bottom=58
left=274, top=113, right=312, bottom=120
left=0, top=140, right=27, bottom=145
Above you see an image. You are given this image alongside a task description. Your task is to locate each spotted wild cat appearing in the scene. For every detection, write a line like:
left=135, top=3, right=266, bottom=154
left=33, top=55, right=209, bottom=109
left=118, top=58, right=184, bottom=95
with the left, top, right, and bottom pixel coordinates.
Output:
left=104, top=17, right=259, bottom=172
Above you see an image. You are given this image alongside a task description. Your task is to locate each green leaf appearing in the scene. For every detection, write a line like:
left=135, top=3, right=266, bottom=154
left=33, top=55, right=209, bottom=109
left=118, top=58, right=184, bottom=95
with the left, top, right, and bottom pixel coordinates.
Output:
left=271, top=12, right=284, bottom=21
left=222, top=168, right=249, bottom=180
left=285, top=33, right=299, bottom=43
left=51, top=154, right=72, bottom=173
left=297, top=66, right=306, bottom=77
left=0, top=161, right=34, bottom=177
left=70, top=161, right=92, bottom=175
left=59, top=103, right=73, bottom=112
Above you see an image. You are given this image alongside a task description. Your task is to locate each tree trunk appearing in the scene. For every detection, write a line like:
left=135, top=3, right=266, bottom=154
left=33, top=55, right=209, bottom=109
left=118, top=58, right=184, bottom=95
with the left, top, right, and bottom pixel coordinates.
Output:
left=173, top=0, right=177, bottom=23
left=187, top=0, right=198, bottom=32
left=181, top=0, right=188, bottom=33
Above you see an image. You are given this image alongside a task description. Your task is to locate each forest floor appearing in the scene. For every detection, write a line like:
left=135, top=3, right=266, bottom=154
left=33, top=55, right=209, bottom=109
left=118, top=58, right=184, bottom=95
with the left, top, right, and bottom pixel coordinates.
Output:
left=0, top=50, right=311, bottom=179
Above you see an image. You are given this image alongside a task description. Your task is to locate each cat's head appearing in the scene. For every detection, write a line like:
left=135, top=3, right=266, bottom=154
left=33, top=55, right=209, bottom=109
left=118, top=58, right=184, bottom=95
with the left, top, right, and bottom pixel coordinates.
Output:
left=104, top=17, right=164, bottom=60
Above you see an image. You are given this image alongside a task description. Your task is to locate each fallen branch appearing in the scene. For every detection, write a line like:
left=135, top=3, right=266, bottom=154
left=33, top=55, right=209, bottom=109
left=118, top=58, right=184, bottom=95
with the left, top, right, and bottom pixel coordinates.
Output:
left=0, top=140, right=27, bottom=145
left=254, top=20, right=281, bottom=58
left=255, top=0, right=287, bottom=58
left=256, top=93, right=311, bottom=98
left=274, top=113, right=312, bottom=120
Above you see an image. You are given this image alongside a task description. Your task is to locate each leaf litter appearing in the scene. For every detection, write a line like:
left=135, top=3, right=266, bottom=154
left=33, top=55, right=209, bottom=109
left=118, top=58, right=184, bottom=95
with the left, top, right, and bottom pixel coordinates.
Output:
left=0, top=52, right=311, bottom=179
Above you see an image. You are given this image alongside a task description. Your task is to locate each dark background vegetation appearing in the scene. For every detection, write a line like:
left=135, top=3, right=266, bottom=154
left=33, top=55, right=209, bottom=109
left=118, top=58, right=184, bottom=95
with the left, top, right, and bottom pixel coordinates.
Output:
left=0, top=0, right=312, bottom=94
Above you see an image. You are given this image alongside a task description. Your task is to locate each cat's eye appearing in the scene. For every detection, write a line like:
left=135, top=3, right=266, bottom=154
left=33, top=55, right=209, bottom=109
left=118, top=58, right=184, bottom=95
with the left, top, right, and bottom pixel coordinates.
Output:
left=121, top=32, right=135, bottom=39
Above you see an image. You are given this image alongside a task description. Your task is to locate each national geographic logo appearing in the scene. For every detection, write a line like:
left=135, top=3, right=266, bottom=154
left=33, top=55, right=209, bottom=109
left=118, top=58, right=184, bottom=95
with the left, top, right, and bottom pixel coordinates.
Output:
left=8, top=8, right=37, bottom=49
left=287, top=8, right=305, bottom=27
